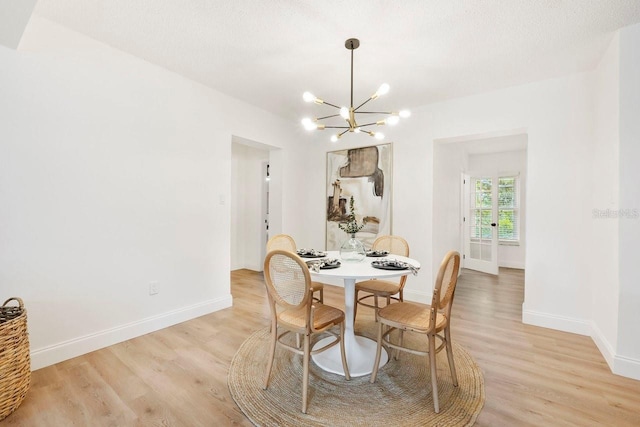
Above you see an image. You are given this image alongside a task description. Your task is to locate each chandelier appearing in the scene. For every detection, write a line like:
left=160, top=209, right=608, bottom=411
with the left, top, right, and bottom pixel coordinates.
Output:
left=301, top=38, right=410, bottom=143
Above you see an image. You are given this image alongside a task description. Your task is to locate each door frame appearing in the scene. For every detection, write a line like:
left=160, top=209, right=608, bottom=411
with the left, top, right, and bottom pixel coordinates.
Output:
left=462, top=173, right=499, bottom=275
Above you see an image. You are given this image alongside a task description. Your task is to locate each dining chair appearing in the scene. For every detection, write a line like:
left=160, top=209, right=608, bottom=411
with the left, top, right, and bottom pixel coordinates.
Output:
left=262, top=250, right=350, bottom=413
left=354, top=235, right=410, bottom=320
left=267, top=234, right=325, bottom=303
left=369, top=250, right=460, bottom=414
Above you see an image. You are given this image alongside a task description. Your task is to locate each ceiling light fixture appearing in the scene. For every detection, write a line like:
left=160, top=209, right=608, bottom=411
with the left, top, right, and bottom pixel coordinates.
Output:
left=302, top=38, right=410, bottom=143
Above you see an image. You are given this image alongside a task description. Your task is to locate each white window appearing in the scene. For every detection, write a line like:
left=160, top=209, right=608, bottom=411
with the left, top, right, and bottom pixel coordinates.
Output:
left=498, top=176, right=519, bottom=243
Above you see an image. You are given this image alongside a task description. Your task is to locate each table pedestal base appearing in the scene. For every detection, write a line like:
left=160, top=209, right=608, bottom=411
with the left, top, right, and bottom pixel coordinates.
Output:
left=312, top=335, right=388, bottom=377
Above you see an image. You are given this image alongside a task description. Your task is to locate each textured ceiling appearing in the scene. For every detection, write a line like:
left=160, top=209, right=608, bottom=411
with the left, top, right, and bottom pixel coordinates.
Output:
left=33, top=0, right=640, bottom=122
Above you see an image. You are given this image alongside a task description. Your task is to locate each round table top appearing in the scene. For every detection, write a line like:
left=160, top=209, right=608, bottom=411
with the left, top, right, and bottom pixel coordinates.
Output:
left=307, top=251, right=420, bottom=280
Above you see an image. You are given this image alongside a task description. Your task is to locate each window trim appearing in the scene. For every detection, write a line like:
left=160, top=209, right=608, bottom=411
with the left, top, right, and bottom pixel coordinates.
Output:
left=497, top=175, right=520, bottom=244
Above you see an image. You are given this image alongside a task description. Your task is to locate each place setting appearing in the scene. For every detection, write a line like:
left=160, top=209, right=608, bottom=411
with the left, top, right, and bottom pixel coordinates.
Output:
left=306, top=258, right=341, bottom=272
left=297, top=248, right=327, bottom=258
left=371, top=258, right=420, bottom=275
left=365, top=249, right=389, bottom=257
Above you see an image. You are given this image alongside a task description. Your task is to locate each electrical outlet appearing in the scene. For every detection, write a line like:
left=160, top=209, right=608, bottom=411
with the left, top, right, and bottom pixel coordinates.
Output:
left=149, top=281, right=159, bottom=296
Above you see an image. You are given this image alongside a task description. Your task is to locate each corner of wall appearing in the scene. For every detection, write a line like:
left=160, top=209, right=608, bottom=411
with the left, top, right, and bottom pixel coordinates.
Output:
left=594, top=319, right=640, bottom=381
left=612, top=354, right=640, bottom=381
left=591, top=321, right=616, bottom=370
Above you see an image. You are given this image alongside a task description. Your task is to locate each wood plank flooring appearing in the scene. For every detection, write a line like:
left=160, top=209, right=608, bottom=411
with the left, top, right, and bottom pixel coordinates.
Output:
left=4, top=268, right=640, bottom=426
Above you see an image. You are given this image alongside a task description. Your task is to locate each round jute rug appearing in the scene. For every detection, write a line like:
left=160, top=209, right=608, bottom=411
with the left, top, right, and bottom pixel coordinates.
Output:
left=228, top=325, right=484, bottom=427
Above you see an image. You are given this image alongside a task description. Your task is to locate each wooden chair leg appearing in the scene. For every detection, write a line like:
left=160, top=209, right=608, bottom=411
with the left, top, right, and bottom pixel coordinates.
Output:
left=318, top=288, right=324, bottom=303
left=339, top=322, right=351, bottom=380
left=302, top=333, right=310, bottom=413
left=373, top=295, right=380, bottom=321
left=445, top=326, right=458, bottom=386
left=429, top=334, right=440, bottom=413
left=263, top=321, right=277, bottom=389
left=396, top=329, right=404, bottom=360
left=370, top=321, right=384, bottom=383
left=296, top=333, right=301, bottom=349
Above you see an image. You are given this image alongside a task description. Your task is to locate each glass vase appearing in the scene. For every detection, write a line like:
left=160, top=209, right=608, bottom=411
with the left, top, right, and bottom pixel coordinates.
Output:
left=340, top=234, right=366, bottom=262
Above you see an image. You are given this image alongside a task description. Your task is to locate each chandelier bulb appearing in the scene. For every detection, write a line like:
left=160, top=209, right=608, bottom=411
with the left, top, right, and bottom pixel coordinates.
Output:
left=301, top=117, right=317, bottom=131
left=399, top=109, right=411, bottom=118
left=374, top=132, right=385, bottom=140
left=374, top=83, right=390, bottom=98
left=340, top=107, right=350, bottom=119
left=303, top=92, right=316, bottom=103
left=354, top=127, right=361, bottom=133
left=331, top=135, right=339, bottom=143
left=386, top=115, right=400, bottom=126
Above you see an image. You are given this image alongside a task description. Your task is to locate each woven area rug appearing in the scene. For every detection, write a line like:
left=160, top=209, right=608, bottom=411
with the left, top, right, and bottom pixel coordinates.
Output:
left=228, top=325, right=484, bottom=426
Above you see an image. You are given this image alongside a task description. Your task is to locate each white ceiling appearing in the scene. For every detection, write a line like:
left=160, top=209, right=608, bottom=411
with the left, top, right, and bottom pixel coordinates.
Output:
left=33, top=0, right=640, bottom=123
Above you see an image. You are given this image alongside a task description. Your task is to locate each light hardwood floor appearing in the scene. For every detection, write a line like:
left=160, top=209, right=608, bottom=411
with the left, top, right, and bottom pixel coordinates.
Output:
left=4, top=268, right=640, bottom=426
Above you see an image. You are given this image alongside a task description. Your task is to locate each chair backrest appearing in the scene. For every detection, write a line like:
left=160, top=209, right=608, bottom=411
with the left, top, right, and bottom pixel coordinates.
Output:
left=431, top=251, right=461, bottom=318
left=372, top=235, right=409, bottom=257
left=373, top=235, right=410, bottom=287
left=263, top=250, right=311, bottom=310
left=267, top=234, right=297, bottom=252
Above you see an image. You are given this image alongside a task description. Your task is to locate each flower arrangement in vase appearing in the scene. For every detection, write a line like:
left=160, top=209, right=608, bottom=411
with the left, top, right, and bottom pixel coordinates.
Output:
left=338, top=196, right=366, bottom=261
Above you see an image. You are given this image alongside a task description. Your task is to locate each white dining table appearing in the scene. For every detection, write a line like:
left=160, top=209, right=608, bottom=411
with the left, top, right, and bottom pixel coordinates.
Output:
left=308, top=251, right=420, bottom=377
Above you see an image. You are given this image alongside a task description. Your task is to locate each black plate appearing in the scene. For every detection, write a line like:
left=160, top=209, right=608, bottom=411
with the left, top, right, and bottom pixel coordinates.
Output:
left=366, top=250, right=389, bottom=257
left=306, top=259, right=341, bottom=270
left=297, top=250, right=327, bottom=258
left=318, top=263, right=340, bottom=270
left=371, top=261, right=408, bottom=270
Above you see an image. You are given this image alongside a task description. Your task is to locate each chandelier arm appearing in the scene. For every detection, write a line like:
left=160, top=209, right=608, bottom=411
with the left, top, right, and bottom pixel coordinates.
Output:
left=354, top=111, right=393, bottom=115
left=316, top=114, right=342, bottom=121
left=324, top=126, right=351, bottom=129
left=354, top=97, right=375, bottom=111
left=322, top=101, right=342, bottom=109
left=356, top=122, right=379, bottom=127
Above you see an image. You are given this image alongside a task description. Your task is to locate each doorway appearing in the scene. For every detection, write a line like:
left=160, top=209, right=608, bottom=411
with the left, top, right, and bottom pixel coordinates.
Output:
left=433, top=131, right=527, bottom=276
left=463, top=174, right=499, bottom=275
left=231, top=136, right=279, bottom=272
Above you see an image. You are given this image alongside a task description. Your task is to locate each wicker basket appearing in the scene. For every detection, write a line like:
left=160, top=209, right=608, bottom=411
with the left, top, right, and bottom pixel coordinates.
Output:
left=0, top=297, right=31, bottom=421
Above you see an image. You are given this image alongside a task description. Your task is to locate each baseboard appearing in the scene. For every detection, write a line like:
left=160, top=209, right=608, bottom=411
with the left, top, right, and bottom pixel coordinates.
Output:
left=403, top=289, right=431, bottom=304
left=590, top=321, right=640, bottom=380
left=613, top=354, right=640, bottom=381
left=30, top=295, right=233, bottom=370
left=498, top=261, right=525, bottom=269
left=522, top=306, right=591, bottom=336
left=590, top=321, right=616, bottom=369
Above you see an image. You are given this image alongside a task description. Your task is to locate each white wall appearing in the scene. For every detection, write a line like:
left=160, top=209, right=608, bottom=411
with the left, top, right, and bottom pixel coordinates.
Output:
left=0, top=0, right=37, bottom=49
left=468, top=149, right=527, bottom=269
left=0, top=16, right=300, bottom=369
left=432, top=141, right=467, bottom=295
left=616, top=23, right=640, bottom=379
left=590, top=31, right=620, bottom=367
left=230, top=142, right=269, bottom=271
left=426, top=78, right=595, bottom=335
left=306, top=72, right=595, bottom=326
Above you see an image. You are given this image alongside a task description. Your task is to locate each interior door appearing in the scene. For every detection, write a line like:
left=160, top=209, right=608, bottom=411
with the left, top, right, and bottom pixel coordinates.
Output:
left=463, top=175, right=499, bottom=275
